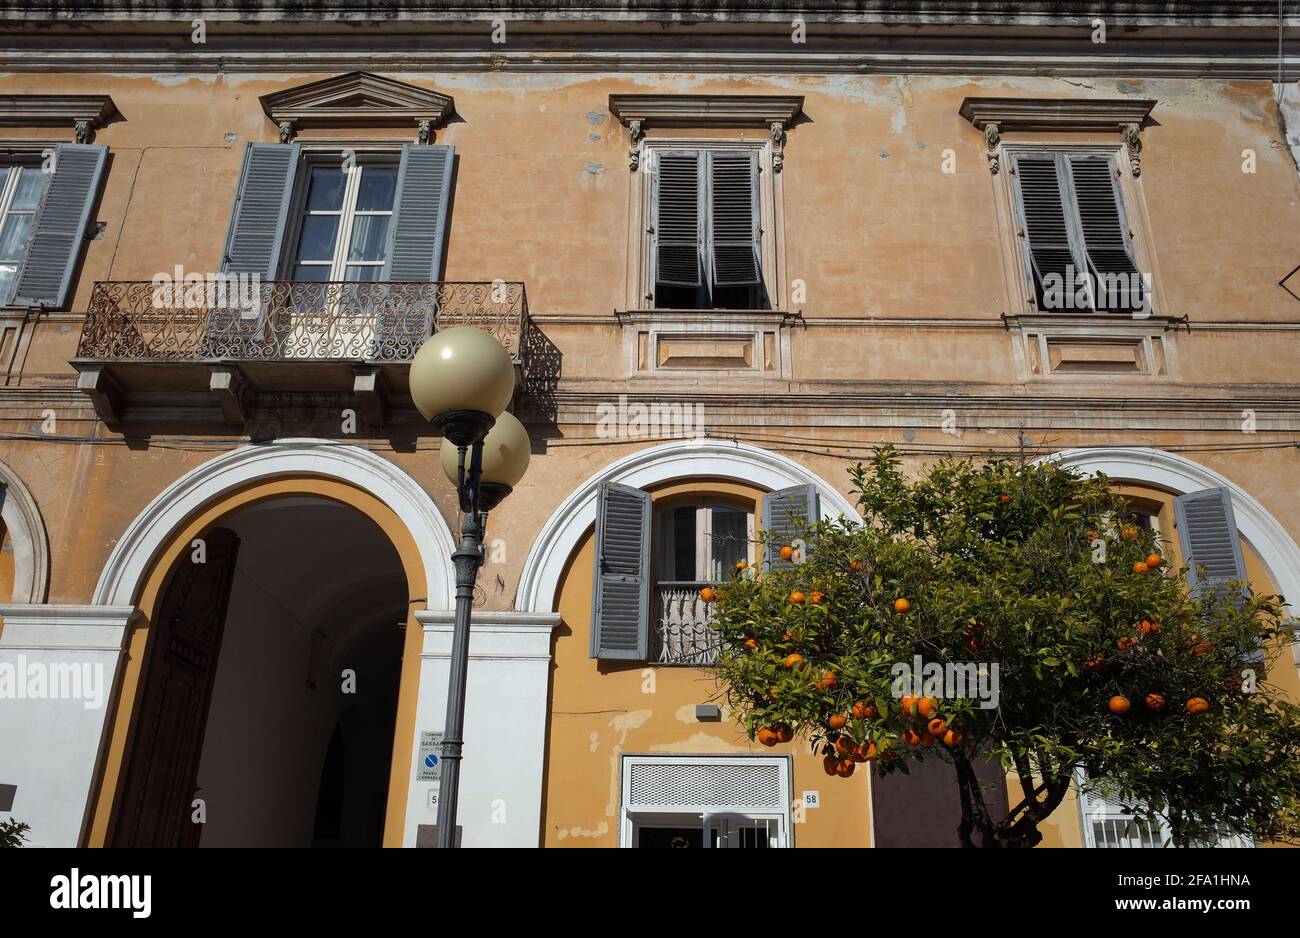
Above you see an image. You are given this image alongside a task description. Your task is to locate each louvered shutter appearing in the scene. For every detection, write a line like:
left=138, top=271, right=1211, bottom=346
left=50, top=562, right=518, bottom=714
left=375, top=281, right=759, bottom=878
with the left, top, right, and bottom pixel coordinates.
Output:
left=381, top=144, right=455, bottom=281
left=1174, top=488, right=1247, bottom=597
left=652, top=151, right=703, bottom=288
left=590, top=481, right=652, bottom=659
left=220, top=142, right=299, bottom=277
left=1012, top=155, right=1078, bottom=312
left=762, top=484, right=820, bottom=570
left=1066, top=155, right=1143, bottom=313
left=10, top=143, right=107, bottom=308
left=708, top=150, right=762, bottom=287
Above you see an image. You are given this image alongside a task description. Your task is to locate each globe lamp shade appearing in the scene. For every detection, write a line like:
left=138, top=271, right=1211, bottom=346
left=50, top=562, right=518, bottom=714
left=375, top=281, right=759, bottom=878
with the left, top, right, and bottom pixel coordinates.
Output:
left=410, top=328, right=516, bottom=443
left=440, top=410, right=531, bottom=507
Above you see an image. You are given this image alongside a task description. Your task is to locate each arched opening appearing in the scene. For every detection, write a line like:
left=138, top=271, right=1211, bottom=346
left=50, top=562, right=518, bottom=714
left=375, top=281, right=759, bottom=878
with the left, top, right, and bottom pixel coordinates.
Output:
left=109, top=495, right=408, bottom=847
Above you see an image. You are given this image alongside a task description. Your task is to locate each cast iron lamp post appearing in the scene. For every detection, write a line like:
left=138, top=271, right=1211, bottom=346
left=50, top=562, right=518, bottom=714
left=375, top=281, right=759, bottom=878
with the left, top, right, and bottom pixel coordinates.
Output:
left=410, top=327, right=530, bottom=848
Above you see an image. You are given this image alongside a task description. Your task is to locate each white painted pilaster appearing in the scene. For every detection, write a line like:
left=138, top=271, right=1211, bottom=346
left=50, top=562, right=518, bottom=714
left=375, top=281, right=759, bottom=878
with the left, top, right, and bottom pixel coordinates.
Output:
left=404, top=610, right=560, bottom=848
left=0, top=604, right=136, bottom=847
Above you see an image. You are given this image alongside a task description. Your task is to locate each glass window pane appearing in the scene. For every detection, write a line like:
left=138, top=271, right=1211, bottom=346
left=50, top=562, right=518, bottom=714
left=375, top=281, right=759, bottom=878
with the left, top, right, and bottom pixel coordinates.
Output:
left=670, top=506, right=696, bottom=581
left=355, top=167, right=397, bottom=212
left=0, top=264, right=14, bottom=301
left=344, top=264, right=383, bottom=282
left=304, top=166, right=346, bottom=212
left=346, top=215, right=390, bottom=262
left=0, top=167, right=10, bottom=195
left=295, top=215, right=339, bottom=262
left=710, top=507, right=748, bottom=580
left=11, top=168, right=48, bottom=211
left=0, top=214, right=33, bottom=261
left=292, top=264, right=332, bottom=282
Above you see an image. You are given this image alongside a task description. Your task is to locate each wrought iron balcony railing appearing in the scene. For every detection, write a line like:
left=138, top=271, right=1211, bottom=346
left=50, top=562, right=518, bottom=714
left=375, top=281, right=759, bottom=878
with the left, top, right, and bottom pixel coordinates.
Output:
left=653, top=581, right=724, bottom=666
left=75, top=280, right=528, bottom=365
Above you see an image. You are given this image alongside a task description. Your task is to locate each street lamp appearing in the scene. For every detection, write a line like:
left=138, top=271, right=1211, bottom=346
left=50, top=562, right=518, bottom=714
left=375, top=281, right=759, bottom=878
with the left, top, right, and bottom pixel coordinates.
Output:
left=410, top=327, right=530, bottom=848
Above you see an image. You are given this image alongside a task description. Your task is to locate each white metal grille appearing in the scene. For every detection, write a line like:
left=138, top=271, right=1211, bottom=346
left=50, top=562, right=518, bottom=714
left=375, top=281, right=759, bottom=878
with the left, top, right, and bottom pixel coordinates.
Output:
left=627, top=759, right=784, bottom=810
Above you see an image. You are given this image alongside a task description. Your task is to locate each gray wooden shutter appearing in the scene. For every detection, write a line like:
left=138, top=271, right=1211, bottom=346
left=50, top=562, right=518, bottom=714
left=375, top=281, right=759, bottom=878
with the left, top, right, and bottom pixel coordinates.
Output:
left=220, top=142, right=300, bottom=277
left=590, top=481, right=652, bottom=659
left=10, top=143, right=108, bottom=309
left=708, top=150, right=762, bottom=287
left=1011, top=155, right=1079, bottom=311
left=652, top=150, right=703, bottom=288
left=1066, top=155, right=1142, bottom=312
left=762, top=484, right=820, bottom=570
left=1174, top=487, right=1247, bottom=597
left=382, top=144, right=455, bottom=281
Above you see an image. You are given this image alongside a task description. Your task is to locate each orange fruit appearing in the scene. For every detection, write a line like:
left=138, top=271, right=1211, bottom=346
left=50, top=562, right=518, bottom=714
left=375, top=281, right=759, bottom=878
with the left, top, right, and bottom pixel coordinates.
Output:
left=943, top=728, right=964, bottom=746
left=1117, top=636, right=1136, bottom=651
left=834, top=758, right=856, bottom=778
left=828, top=714, right=848, bottom=730
left=1145, top=553, right=1162, bottom=569
left=1191, top=639, right=1212, bottom=656
left=1144, top=693, right=1166, bottom=711
left=1087, top=529, right=1099, bottom=541
left=742, top=639, right=759, bottom=652
left=902, top=727, right=922, bottom=746
left=900, top=694, right=917, bottom=717
left=1121, top=526, right=1139, bottom=540
left=1132, top=561, right=1149, bottom=575
left=818, top=671, right=838, bottom=690
left=834, top=735, right=854, bottom=756
left=782, top=653, right=804, bottom=669
left=894, top=598, right=911, bottom=614
left=853, top=742, right=878, bottom=762
left=809, top=591, right=824, bottom=605
left=917, top=697, right=939, bottom=719
left=850, top=560, right=863, bottom=571
left=927, top=718, right=948, bottom=736
left=1139, top=618, right=1159, bottom=635
left=851, top=701, right=875, bottom=720
left=788, top=591, right=806, bottom=605
left=921, top=730, right=937, bottom=746
left=779, top=545, right=795, bottom=561
left=823, top=754, right=838, bottom=776
left=735, top=560, right=747, bottom=571
left=698, top=587, right=716, bottom=602
left=757, top=727, right=778, bottom=747
left=774, top=723, right=793, bottom=743
left=1108, top=695, right=1131, bottom=715
left=1186, top=697, right=1209, bottom=715
left=1083, top=655, right=1103, bottom=670
left=997, top=494, right=1011, bottom=504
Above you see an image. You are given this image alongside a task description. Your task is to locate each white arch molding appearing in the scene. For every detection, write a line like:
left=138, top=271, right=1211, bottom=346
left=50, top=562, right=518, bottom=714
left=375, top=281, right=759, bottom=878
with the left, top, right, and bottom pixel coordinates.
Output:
left=93, top=439, right=457, bottom=610
left=1046, top=447, right=1300, bottom=664
left=514, top=438, right=860, bottom=614
left=0, top=458, right=51, bottom=603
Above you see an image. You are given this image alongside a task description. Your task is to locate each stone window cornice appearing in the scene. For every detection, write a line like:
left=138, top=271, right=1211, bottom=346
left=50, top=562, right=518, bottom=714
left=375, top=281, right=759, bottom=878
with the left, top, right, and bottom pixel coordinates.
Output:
left=609, top=94, right=804, bottom=171
left=260, top=71, right=455, bottom=144
left=0, top=95, right=118, bottom=144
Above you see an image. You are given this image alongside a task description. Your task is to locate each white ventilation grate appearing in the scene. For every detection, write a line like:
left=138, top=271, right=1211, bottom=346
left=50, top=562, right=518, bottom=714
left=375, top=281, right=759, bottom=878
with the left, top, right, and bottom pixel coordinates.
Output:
left=627, top=758, right=784, bottom=810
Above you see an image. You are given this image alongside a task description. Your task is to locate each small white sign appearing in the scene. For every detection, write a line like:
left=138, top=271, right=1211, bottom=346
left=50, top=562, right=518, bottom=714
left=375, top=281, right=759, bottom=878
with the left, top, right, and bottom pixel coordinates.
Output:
left=417, top=731, right=443, bottom=782
left=802, top=791, right=820, bottom=808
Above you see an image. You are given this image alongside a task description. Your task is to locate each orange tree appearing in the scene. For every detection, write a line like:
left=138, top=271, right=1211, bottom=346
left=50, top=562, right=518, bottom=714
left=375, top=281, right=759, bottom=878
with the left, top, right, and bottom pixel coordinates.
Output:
left=709, top=446, right=1300, bottom=847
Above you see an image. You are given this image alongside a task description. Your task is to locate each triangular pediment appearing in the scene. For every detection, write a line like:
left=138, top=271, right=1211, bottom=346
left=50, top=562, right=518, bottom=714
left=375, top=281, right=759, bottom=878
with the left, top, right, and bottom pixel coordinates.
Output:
left=260, top=72, right=454, bottom=133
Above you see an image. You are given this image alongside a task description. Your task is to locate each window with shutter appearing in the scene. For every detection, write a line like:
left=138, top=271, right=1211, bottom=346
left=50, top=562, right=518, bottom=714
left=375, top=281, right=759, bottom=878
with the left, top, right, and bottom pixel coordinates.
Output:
left=651, top=147, right=766, bottom=311
left=1173, top=487, right=1247, bottom=597
left=762, top=484, right=820, bottom=570
left=222, top=142, right=300, bottom=278
left=591, top=481, right=653, bottom=660
left=9, top=143, right=107, bottom=310
left=1011, top=152, right=1144, bottom=315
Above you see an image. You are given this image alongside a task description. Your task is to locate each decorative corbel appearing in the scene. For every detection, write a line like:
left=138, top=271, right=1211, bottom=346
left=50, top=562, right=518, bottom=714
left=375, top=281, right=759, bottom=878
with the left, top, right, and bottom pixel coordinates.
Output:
left=278, top=120, right=296, bottom=144
left=770, top=120, right=787, bottom=173
left=1122, top=123, right=1142, bottom=177
left=74, top=119, right=93, bottom=145
left=417, top=120, right=434, bottom=145
left=627, top=119, right=644, bottom=171
left=985, top=122, right=1001, bottom=174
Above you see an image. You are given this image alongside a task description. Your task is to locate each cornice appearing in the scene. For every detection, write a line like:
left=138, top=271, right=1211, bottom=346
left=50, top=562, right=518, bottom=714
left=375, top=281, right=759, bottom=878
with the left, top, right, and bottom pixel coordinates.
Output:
left=0, top=94, right=118, bottom=144
left=959, top=96, right=1158, bottom=133
left=260, top=71, right=454, bottom=143
left=609, top=93, right=803, bottom=170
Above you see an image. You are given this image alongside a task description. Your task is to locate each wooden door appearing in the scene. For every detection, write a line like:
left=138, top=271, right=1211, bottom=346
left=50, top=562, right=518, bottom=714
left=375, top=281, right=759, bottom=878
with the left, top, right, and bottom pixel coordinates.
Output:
left=111, top=528, right=240, bottom=847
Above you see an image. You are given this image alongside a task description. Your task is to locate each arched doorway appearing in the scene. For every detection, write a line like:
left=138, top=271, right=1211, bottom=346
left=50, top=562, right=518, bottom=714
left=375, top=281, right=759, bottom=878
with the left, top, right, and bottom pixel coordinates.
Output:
left=110, top=497, right=408, bottom=847
left=84, top=440, right=457, bottom=848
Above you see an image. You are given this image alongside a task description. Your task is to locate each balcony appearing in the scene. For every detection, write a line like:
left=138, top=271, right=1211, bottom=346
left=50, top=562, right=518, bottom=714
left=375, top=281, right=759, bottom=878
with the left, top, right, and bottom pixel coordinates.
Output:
left=71, top=280, right=529, bottom=427
left=653, top=581, right=724, bottom=666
